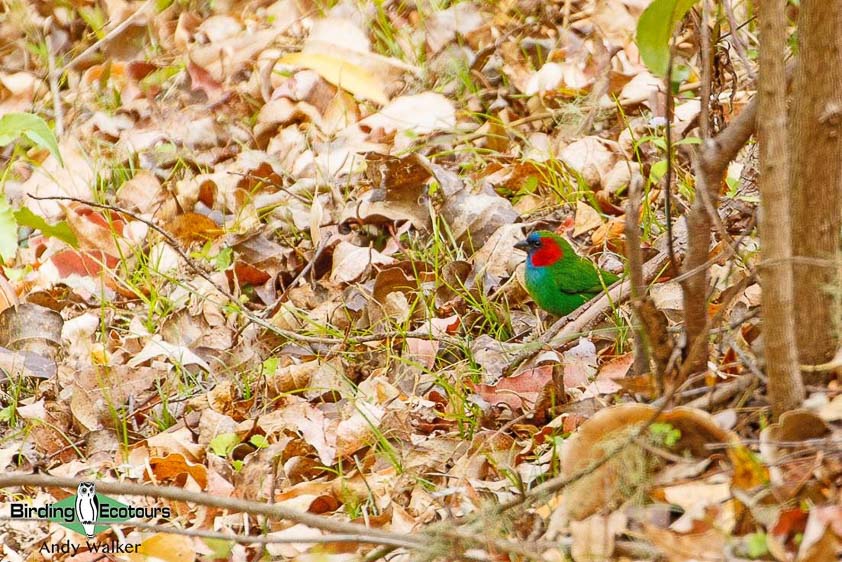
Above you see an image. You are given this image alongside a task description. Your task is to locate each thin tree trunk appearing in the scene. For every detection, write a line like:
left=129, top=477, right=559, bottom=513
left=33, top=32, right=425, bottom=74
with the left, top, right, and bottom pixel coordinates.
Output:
left=625, top=178, right=651, bottom=377
left=681, top=169, right=715, bottom=380
left=758, top=0, right=804, bottom=417
left=680, top=0, right=716, bottom=382
left=789, top=0, right=842, bottom=375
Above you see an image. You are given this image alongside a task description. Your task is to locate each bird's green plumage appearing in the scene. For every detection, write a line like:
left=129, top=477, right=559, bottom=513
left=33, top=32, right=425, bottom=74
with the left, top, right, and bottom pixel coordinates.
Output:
left=518, top=231, right=620, bottom=316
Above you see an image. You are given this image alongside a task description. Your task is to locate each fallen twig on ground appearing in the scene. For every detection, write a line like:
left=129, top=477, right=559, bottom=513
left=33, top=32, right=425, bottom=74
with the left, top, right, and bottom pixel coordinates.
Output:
left=0, top=473, right=421, bottom=549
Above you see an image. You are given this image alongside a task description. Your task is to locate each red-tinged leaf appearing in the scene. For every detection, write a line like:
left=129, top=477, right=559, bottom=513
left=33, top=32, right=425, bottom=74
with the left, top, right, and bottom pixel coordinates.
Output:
left=229, top=260, right=271, bottom=286
left=599, top=353, right=635, bottom=379
left=590, top=353, right=635, bottom=395
left=49, top=249, right=119, bottom=277
left=406, top=337, right=439, bottom=369
left=187, top=61, right=226, bottom=103
left=772, top=507, right=809, bottom=538
left=562, top=413, right=589, bottom=434
left=65, top=203, right=127, bottom=257
left=559, top=215, right=576, bottom=233
left=126, top=61, right=158, bottom=81
left=471, top=365, right=554, bottom=410
left=77, top=207, right=126, bottom=235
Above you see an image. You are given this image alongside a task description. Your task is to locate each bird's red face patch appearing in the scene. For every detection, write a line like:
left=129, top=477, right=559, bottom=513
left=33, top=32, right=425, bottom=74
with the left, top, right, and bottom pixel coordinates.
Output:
left=529, top=236, right=564, bottom=267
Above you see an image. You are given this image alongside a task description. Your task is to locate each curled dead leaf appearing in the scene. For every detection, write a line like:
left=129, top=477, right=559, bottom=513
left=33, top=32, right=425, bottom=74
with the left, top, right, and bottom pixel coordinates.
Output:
left=561, top=403, right=736, bottom=520
left=164, top=212, right=223, bottom=245
left=330, top=241, right=396, bottom=283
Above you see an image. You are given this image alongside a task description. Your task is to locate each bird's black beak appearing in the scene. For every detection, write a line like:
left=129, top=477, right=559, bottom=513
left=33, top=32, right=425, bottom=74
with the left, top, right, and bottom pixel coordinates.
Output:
left=514, top=239, right=529, bottom=251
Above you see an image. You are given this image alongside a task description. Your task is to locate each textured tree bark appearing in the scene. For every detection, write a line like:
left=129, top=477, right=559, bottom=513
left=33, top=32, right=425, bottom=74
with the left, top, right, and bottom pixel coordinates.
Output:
left=625, top=178, right=652, bottom=377
left=681, top=100, right=761, bottom=380
left=680, top=0, right=717, bottom=382
left=758, top=0, right=804, bottom=417
left=789, top=0, right=842, bottom=375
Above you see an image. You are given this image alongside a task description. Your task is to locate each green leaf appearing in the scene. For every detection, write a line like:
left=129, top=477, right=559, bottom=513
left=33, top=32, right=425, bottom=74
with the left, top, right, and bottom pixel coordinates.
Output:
left=249, top=434, right=269, bottom=449
left=675, top=136, right=703, bottom=145
left=0, top=197, right=18, bottom=263
left=215, top=247, right=233, bottom=271
left=650, top=159, right=668, bottom=182
left=649, top=422, right=682, bottom=448
left=0, top=112, right=63, bottom=165
left=14, top=207, right=78, bottom=247
left=202, top=538, right=234, bottom=559
left=139, top=64, right=184, bottom=92
left=636, top=0, right=699, bottom=76
left=521, top=175, right=538, bottom=193
left=262, top=357, right=279, bottom=375
left=209, top=433, right=240, bottom=457
left=745, top=532, right=769, bottom=559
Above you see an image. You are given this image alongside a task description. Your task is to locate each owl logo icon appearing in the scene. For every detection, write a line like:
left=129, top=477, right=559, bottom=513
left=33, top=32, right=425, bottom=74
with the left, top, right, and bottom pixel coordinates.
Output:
left=75, top=482, right=99, bottom=539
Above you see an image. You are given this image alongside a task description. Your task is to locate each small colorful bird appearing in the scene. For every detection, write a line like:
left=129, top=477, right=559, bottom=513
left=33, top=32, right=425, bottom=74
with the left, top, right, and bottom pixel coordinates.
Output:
left=515, top=230, right=620, bottom=316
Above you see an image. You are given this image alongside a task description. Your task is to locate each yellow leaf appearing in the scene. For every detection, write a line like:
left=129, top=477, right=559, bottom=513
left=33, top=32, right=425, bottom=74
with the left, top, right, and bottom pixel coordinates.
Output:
left=131, top=533, right=195, bottom=562
left=278, top=52, right=389, bottom=105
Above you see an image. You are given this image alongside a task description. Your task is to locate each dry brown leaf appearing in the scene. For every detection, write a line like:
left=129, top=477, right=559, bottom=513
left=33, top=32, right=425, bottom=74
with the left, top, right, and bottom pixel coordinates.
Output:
left=336, top=400, right=385, bottom=458
left=559, top=136, right=618, bottom=188
left=189, top=29, right=276, bottom=82
left=0, top=71, right=37, bottom=113
left=359, top=93, right=456, bottom=147
left=573, top=201, right=604, bottom=237
left=644, top=523, right=726, bottom=562
left=148, top=452, right=209, bottom=488
left=440, top=187, right=518, bottom=248
left=145, top=427, right=205, bottom=462
left=563, top=338, right=598, bottom=388
left=163, top=212, right=223, bottom=245
left=798, top=506, right=842, bottom=562
left=570, top=512, right=627, bottom=562
left=278, top=52, right=389, bottom=105
left=425, top=2, right=484, bottom=53
left=561, top=404, right=735, bottom=520
left=117, top=171, right=169, bottom=215
left=15, top=140, right=96, bottom=220
left=472, top=365, right=553, bottom=411
left=330, top=241, right=396, bottom=283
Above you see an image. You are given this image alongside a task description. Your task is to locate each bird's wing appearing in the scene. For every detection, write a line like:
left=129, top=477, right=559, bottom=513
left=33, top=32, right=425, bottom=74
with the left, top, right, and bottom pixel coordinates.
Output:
left=553, top=258, right=618, bottom=295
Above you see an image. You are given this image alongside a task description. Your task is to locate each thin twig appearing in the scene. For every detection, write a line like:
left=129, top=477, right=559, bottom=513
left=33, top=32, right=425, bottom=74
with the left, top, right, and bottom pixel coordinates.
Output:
left=29, top=194, right=198, bottom=273
left=633, top=436, right=694, bottom=463
left=699, top=0, right=713, bottom=141
left=45, top=32, right=63, bottom=138
left=0, top=517, right=415, bottom=548
left=63, top=0, right=155, bottom=71
left=723, top=0, right=756, bottom=80
left=0, top=473, right=422, bottom=548
left=263, top=233, right=333, bottom=318
left=362, top=545, right=398, bottom=562
left=684, top=373, right=755, bottom=410
left=664, top=48, right=678, bottom=274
